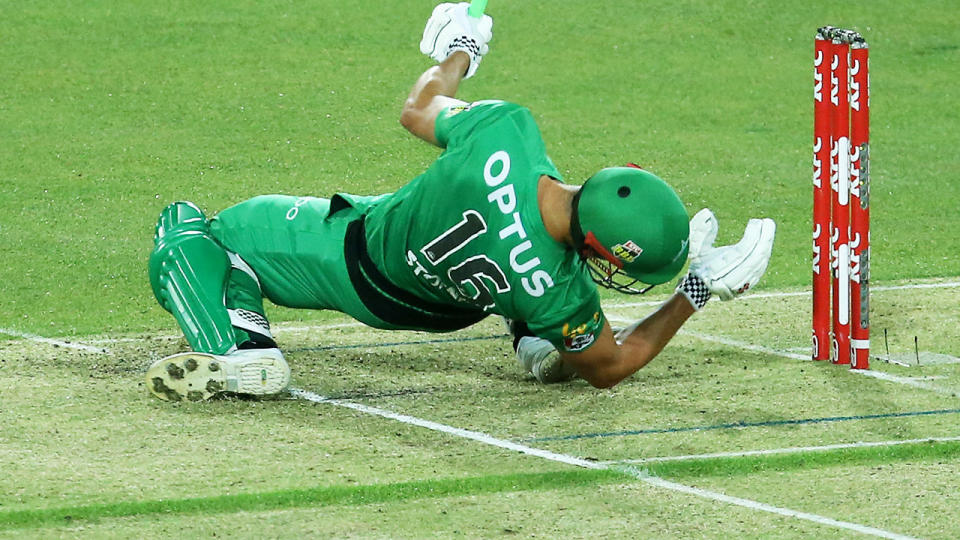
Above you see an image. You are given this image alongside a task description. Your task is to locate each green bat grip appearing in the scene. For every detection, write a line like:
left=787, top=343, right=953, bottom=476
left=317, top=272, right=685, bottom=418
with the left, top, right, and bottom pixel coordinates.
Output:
left=468, top=0, right=487, bottom=18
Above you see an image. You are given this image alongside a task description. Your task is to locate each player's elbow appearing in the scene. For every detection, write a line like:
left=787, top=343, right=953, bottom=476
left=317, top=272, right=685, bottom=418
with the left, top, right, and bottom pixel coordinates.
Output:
left=586, top=376, right=620, bottom=389
left=400, top=98, right=430, bottom=136
left=577, top=348, right=652, bottom=389
left=399, top=102, right=418, bottom=134
left=578, top=367, right=626, bottom=389
left=400, top=102, right=441, bottom=146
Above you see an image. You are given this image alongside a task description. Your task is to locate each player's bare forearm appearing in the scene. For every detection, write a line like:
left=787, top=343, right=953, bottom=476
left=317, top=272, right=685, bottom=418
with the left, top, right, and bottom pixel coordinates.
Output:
left=562, top=294, right=695, bottom=388
left=615, top=293, right=694, bottom=365
left=400, top=52, right=471, bottom=146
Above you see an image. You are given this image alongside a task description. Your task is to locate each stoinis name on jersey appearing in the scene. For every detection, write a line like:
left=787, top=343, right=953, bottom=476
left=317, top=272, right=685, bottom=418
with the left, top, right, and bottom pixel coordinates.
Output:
left=481, top=151, right=555, bottom=298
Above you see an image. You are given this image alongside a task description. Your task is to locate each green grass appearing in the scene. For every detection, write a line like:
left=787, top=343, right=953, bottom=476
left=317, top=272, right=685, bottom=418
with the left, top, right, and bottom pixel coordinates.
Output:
left=2, top=0, right=959, bottom=336
left=4, top=435, right=958, bottom=532
left=644, top=438, right=960, bottom=479
left=3, top=1, right=960, bottom=538
left=4, top=285, right=960, bottom=537
left=0, top=470, right=623, bottom=530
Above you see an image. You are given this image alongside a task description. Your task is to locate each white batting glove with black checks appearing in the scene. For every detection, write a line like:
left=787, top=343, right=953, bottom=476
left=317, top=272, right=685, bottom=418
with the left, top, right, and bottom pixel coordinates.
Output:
left=677, top=273, right=712, bottom=310
left=419, top=2, right=493, bottom=79
left=678, top=208, right=777, bottom=309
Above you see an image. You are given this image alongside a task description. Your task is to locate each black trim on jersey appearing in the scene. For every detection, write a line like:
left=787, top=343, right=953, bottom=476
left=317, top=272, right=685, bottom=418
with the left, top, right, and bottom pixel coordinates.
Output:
left=505, top=319, right=536, bottom=352
left=570, top=187, right=586, bottom=255
left=343, top=217, right=488, bottom=332
left=328, top=194, right=353, bottom=216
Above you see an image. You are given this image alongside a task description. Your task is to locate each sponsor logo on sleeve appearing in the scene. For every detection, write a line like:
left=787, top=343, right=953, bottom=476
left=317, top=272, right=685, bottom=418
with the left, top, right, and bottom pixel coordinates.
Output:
left=562, top=311, right=602, bottom=352
left=445, top=104, right=473, bottom=118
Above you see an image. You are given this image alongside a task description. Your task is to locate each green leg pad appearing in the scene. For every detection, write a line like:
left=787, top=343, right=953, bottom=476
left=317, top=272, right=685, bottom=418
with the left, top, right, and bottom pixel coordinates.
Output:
left=149, top=202, right=237, bottom=355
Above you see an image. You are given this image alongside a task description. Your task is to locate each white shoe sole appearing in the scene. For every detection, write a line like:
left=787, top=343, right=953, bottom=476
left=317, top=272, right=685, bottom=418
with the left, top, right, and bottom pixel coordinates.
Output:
left=145, top=351, right=291, bottom=402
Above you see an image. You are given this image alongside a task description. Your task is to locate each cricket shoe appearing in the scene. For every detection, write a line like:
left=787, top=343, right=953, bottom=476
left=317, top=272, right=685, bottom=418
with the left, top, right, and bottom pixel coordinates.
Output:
left=145, top=348, right=290, bottom=402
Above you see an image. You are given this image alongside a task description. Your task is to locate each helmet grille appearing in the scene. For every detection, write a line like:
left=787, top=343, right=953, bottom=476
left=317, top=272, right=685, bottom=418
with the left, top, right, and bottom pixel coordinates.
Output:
left=584, top=257, right=655, bottom=295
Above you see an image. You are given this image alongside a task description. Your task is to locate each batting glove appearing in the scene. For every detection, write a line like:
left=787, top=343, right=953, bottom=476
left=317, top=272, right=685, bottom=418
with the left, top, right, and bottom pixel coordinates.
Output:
left=502, top=317, right=577, bottom=384
left=419, top=2, right=494, bottom=79
left=678, top=208, right=776, bottom=309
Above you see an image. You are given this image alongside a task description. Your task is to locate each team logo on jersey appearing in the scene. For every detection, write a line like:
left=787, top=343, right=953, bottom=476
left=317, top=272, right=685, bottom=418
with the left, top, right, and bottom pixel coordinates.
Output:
left=612, top=240, right=643, bottom=263
left=562, top=312, right=602, bottom=352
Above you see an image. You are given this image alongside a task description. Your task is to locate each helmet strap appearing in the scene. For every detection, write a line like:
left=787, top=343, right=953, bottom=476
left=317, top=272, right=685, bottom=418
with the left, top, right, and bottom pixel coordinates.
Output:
left=583, top=232, right=623, bottom=270
left=571, top=187, right=623, bottom=269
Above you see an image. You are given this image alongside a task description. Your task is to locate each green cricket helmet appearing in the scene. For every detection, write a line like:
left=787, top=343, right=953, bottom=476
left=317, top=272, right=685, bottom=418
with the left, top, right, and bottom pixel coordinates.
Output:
left=571, top=166, right=690, bottom=294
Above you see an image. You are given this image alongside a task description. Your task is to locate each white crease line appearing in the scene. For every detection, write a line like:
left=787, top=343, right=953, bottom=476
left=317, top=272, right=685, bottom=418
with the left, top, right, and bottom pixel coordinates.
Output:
left=290, top=388, right=601, bottom=468
left=76, top=321, right=367, bottom=345
left=607, top=314, right=960, bottom=397
left=275, top=322, right=367, bottom=333
left=17, top=280, right=960, bottom=349
left=598, top=436, right=960, bottom=465
left=81, top=335, right=181, bottom=345
left=682, top=331, right=959, bottom=396
left=84, top=279, right=960, bottom=345
left=868, top=281, right=960, bottom=292
left=290, top=387, right=916, bottom=540
left=634, top=473, right=916, bottom=540
left=852, top=370, right=959, bottom=396
left=607, top=280, right=960, bottom=309
left=682, top=330, right=810, bottom=361
left=606, top=313, right=809, bottom=361
left=0, top=327, right=108, bottom=353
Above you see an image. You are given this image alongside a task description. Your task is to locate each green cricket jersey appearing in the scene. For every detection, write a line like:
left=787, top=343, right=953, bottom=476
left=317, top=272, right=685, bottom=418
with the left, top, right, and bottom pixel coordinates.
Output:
left=363, top=101, right=605, bottom=352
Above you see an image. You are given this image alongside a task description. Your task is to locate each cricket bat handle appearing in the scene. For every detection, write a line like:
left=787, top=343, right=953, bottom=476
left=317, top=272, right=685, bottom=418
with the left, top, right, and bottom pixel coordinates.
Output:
left=468, top=0, right=488, bottom=18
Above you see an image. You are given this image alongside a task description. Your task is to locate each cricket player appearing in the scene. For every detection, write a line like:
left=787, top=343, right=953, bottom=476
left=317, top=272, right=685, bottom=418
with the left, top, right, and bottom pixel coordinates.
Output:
left=146, top=3, right=776, bottom=401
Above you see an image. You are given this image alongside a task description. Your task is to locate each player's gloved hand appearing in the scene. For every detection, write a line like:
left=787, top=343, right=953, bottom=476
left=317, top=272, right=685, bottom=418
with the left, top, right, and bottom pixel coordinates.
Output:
left=502, top=317, right=577, bottom=383
left=419, top=2, right=493, bottom=79
left=677, top=208, right=776, bottom=309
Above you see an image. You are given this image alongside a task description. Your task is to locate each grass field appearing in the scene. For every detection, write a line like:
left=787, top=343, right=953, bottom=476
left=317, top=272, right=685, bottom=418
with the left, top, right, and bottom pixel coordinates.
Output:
left=2, top=0, right=960, bottom=538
